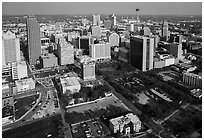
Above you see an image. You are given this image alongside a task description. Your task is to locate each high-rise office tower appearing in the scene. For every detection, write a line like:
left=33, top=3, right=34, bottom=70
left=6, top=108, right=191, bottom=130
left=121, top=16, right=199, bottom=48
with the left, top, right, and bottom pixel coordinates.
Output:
left=2, top=30, right=21, bottom=65
left=170, top=42, right=183, bottom=60
left=27, top=16, right=41, bottom=65
left=162, top=20, right=169, bottom=41
left=77, top=36, right=91, bottom=55
left=130, top=35, right=154, bottom=71
left=93, top=15, right=101, bottom=26
left=110, top=14, right=117, bottom=27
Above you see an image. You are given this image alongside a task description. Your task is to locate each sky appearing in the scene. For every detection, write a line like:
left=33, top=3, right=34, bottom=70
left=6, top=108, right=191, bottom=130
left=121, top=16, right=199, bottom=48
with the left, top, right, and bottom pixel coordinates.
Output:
left=2, top=2, right=202, bottom=16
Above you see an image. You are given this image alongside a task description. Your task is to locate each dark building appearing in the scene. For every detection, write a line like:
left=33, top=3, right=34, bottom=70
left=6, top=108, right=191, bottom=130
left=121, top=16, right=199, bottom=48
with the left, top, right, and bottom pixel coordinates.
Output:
left=27, top=16, right=41, bottom=65
left=77, top=36, right=90, bottom=55
left=130, top=36, right=154, bottom=71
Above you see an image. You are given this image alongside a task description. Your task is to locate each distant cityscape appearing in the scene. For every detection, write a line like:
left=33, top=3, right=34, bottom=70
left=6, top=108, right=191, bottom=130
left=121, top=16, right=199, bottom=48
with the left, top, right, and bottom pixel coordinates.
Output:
left=2, top=2, right=202, bottom=138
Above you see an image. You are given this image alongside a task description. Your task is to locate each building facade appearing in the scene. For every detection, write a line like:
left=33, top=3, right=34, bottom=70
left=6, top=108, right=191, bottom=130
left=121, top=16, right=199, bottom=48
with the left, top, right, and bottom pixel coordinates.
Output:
left=162, top=20, right=169, bottom=41
left=93, top=15, right=101, bottom=26
left=89, top=42, right=111, bottom=60
left=183, top=72, right=202, bottom=88
left=2, top=30, right=21, bottom=65
left=11, top=61, right=28, bottom=80
left=81, top=57, right=96, bottom=81
left=130, top=35, right=154, bottom=71
left=40, top=53, right=58, bottom=68
left=15, top=78, right=35, bottom=93
left=57, top=39, right=74, bottom=65
left=108, top=33, right=120, bottom=47
left=170, top=42, right=183, bottom=60
left=60, top=77, right=81, bottom=94
left=109, top=113, right=141, bottom=135
left=27, top=16, right=41, bottom=65
left=91, top=26, right=102, bottom=38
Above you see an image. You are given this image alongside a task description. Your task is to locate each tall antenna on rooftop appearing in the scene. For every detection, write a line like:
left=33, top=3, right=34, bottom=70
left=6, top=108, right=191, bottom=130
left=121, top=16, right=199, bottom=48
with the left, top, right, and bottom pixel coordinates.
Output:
left=136, top=8, right=140, bottom=24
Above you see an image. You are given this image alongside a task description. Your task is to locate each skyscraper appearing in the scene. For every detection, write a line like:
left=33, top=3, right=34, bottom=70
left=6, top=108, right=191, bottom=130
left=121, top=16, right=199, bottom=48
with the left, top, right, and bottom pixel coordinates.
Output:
left=162, top=20, right=169, bottom=41
left=93, top=15, right=101, bottom=26
left=130, top=35, right=154, bottom=71
left=27, top=16, right=41, bottom=65
left=110, top=14, right=117, bottom=27
left=2, top=30, right=21, bottom=65
left=170, top=42, right=183, bottom=60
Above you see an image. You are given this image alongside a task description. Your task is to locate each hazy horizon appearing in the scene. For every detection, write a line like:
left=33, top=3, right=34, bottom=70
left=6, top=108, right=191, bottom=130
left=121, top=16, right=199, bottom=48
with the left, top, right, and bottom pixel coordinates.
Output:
left=2, top=2, right=202, bottom=16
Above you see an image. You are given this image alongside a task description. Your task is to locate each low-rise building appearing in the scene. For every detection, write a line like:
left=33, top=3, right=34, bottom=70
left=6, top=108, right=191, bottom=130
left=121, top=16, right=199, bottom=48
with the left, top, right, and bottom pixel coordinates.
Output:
left=15, top=78, right=35, bottom=93
left=183, top=72, right=202, bottom=88
left=11, top=61, right=28, bottom=80
left=40, top=53, right=58, bottom=68
left=60, top=77, right=81, bottom=94
left=109, top=113, right=141, bottom=135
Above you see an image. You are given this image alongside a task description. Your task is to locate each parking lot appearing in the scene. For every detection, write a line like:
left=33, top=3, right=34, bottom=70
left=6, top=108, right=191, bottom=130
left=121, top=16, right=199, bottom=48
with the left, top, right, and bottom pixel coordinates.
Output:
left=71, top=118, right=111, bottom=138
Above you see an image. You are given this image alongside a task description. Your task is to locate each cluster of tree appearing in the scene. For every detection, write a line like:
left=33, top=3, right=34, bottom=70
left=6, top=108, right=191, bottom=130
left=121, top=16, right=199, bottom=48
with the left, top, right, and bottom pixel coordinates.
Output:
left=65, top=105, right=129, bottom=124
left=166, top=111, right=202, bottom=137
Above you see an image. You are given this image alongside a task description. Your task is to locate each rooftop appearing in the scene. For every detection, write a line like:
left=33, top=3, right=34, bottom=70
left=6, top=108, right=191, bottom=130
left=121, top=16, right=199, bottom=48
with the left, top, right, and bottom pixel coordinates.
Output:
left=110, top=113, right=140, bottom=125
left=60, top=77, right=80, bottom=87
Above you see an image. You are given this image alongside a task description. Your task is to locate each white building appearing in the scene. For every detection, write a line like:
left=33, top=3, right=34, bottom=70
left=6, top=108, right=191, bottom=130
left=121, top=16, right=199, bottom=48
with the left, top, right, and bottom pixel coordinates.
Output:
left=11, top=61, right=28, bottom=80
left=15, top=78, right=35, bottom=93
left=109, top=113, right=141, bottom=134
left=60, top=77, right=81, bottom=94
left=108, top=33, right=120, bottom=47
left=89, top=42, right=111, bottom=60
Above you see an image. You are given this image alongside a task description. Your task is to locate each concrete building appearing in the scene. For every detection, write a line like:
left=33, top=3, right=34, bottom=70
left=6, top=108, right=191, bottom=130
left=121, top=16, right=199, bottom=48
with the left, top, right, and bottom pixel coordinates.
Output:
left=27, top=16, right=41, bottom=65
left=104, top=20, right=112, bottom=29
left=109, top=113, right=141, bottom=134
left=11, top=61, right=28, bottom=80
left=77, top=36, right=91, bottom=54
left=60, top=77, right=81, bottom=94
left=56, top=39, right=74, bottom=65
left=89, top=42, right=111, bottom=60
left=81, top=56, right=96, bottom=81
left=126, top=24, right=134, bottom=32
left=107, top=33, right=120, bottom=47
left=170, top=42, right=183, bottom=60
left=93, top=15, right=101, bottom=26
left=110, top=14, right=117, bottom=27
left=2, top=97, right=14, bottom=108
left=140, top=26, right=151, bottom=36
left=130, top=35, right=154, bottom=71
left=40, top=53, right=58, bottom=68
left=162, top=20, right=169, bottom=41
left=41, top=37, right=50, bottom=46
left=2, top=30, right=21, bottom=65
left=15, top=78, right=35, bottom=93
left=91, top=26, right=101, bottom=38
left=183, top=72, right=202, bottom=88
